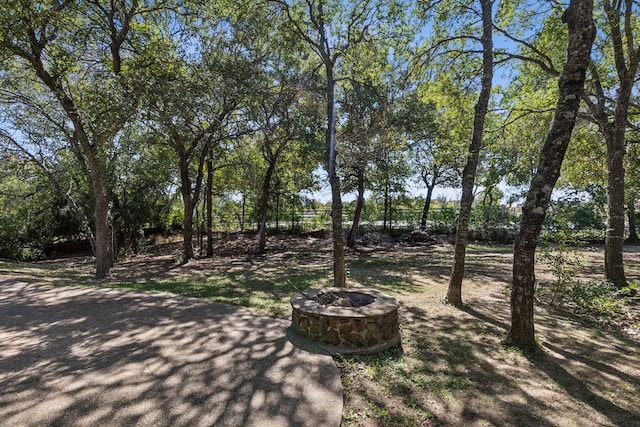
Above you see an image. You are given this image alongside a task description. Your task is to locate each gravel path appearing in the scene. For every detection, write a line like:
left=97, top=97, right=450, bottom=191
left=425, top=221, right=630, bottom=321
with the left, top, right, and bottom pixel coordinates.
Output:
left=0, top=278, right=342, bottom=426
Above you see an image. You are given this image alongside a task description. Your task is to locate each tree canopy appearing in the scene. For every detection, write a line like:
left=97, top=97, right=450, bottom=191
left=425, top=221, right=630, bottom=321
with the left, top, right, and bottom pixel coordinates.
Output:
left=1, top=0, right=637, bottom=350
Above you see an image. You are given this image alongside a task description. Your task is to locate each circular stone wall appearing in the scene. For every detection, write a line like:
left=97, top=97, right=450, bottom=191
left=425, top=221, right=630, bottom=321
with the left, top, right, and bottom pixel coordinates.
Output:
left=290, top=288, right=400, bottom=355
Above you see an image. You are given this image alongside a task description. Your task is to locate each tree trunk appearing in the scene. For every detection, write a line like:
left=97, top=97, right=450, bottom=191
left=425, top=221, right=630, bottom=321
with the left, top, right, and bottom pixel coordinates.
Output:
left=178, top=145, right=195, bottom=260
left=347, top=170, right=365, bottom=248
left=506, top=0, right=595, bottom=351
left=628, top=198, right=638, bottom=242
left=383, top=181, right=390, bottom=231
left=257, top=161, right=276, bottom=253
left=275, top=191, right=280, bottom=232
left=241, top=194, right=246, bottom=231
left=605, top=121, right=627, bottom=286
left=182, top=196, right=195, bottom=260
left=206, top=159, right=214, bottom=257
left=446, top=0, right=493, bottom=307
left=597, top=0, right=638, bottom=287
left=420, top=183, right=436, bottom=230
left=94, top=189, right=113, bottom=278
left=25, top=47, right=113, bottom=278
left=326, top=69, right=346, bottom=287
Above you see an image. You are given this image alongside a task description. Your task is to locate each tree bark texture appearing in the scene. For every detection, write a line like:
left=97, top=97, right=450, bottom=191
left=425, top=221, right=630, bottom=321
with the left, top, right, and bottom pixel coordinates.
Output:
left=628, top=198, right=638, bottom=242
left=326, top=72, right=346, bottom=287
left=446, top=0, right=493, bottom=306
left=93, top=185, right=113, bottom=279
left=587, top=0, right=639, bottom=287
left=21, top=42, right=114, bottom=277
left=347, top=170, right=365, bottom=248
left=206, top=159, right=214, bottom=257
left=506, top=0, right=595, bottom=350
left=178, top=144, right=196, bottom=260
left=257, top=160, right=277, bottom=253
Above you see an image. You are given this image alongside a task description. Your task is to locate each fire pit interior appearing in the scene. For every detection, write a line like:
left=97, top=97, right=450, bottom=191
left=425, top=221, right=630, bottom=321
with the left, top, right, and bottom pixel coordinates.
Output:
left=291, top=288, right=400, bottom=355
left=313, top=290, right=375, bottom=307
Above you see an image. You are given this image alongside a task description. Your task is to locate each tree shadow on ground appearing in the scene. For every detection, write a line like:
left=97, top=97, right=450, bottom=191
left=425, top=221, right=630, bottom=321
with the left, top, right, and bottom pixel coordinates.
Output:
left=0, top=280, right=342, bottom=427
left=458, top=294, right=640, bottom=426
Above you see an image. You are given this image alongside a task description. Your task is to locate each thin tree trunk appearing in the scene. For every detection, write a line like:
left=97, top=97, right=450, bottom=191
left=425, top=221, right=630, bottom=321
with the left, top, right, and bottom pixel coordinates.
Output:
left=241, top=194, right=246, bottom=231
left=276, top=192, right=280, bottom=232
left=179, top=145, right=195, bottom=260
left=326, top=69, right=346, bottom=287
left=628, top=197, right=638, bottom=242
left=383, top=181, right=390, bottom=231
left=446, top=0, right=493, bottom=306
left=206, top=158, right=213, bottom=257
left=506, top=0, right=595, bottom=351
left=347, top=170, right=365, bottom=248
left=420, top=183, right=435, bottom=230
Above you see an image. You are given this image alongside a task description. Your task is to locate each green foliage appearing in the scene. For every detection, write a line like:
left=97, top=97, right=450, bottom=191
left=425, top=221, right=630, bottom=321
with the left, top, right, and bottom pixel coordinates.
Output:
left=570, top=281, right=628, bottom=318
left=536, top=229, right=585, bottom=305
left=428, top=206, right=458, bottom=234
left=469, top=205, right=519, bottom=242
left=543, top=198, right=606, bottom=238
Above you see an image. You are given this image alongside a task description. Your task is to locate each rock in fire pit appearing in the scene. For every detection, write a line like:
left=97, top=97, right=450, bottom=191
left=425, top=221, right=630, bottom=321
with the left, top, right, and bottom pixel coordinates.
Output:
left=290, top=288, right=400, bottom=355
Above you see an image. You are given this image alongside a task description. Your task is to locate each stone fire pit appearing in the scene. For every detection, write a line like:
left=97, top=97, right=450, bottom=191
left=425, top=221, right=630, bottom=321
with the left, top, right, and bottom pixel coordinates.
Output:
left=290, top=288, right=400, bottom=355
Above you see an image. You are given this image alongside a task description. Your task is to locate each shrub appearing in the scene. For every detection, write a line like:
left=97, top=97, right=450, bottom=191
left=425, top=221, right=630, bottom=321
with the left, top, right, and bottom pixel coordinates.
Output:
left=570, top=281, right=627, bottom=318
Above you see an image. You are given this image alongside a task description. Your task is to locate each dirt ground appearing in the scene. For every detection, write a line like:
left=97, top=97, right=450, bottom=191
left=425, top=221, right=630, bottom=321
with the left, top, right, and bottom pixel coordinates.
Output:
left=3, top=232, right=639, bottom=426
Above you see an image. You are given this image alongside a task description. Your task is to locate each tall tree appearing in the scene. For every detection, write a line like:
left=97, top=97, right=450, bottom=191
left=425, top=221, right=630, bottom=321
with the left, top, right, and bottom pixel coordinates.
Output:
left=441, top=0, right=494, bottom=306
left=340, top=80, right=390, bottom=247
left=0, top=1, right=153, bottom=277
left=142, top=5, right=261, bottom=259
left=253, top=78, right=310, bottom=253
left=269, top=0, right=408, bottom=286
left=581, top=0, right=639, bottom=287
left=506, top=0, right=596, bottom=350
left=397, top=89, right=459, bottom=229
left=145, top=59, right=237, bottom=259
left=495, top=0, right=639, bottom=288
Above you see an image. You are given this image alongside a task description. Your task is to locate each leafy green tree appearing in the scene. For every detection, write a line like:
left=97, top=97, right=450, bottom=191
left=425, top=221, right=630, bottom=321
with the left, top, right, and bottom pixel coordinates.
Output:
left=397, top=88, right=461, bottom=230
left=496, top=0, right=639, bottom=288
left=112, top=129, right=176, bottom=256
left=269, top=0, right=409, bottom=286
left=418, top=0, right=494, bottom=307
left=0, top=0, right=159, bottom=277
left=506, top=0, right=595, bottom=350
left=249, top=51, right=316, bottom=252
left=141, top=6, right=260, bottom=259
left=0, top=151, right=82, bottom=260
left=580, top=0, right=640, bottom=287
left=339, top=78, right=392, bottom=246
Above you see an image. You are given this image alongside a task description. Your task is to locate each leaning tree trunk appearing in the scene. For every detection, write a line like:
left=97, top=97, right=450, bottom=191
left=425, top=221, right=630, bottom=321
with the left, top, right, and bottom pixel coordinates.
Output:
left=347, top=170, right=365, bottom=248
left=506, top=0, right=595, bottom=351
left=446, top=0, right=493, bottom=307
left=420, top=182, right=436, bottom=230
